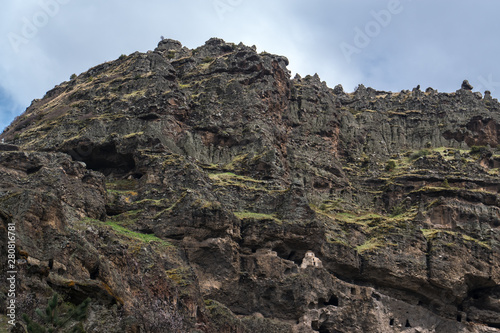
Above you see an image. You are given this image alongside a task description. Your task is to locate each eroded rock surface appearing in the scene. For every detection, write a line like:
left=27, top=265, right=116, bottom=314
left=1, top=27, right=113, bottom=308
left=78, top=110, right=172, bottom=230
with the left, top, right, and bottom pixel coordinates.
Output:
left=1, top=38, right=500, bottom=332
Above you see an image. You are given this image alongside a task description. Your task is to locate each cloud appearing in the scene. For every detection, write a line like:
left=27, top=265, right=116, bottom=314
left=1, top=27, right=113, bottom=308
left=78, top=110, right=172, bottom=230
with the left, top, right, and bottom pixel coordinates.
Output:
left=0, top=87, right=24, bottom=131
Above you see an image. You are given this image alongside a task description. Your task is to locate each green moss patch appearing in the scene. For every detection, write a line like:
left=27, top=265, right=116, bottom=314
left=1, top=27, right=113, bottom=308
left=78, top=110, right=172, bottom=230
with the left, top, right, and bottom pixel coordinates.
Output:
left=166, top=267, right=192, bottom=287
left=106, top=179, right=138, bottom=191
left=421, top=229, right=491, bottom=249
left=153, top=192, right=187, bottom=219
left=209, top=172, right=270, bottom=192
left=356, top=238, right=385, bottom=253
left=80, top=217, right=172, bottom=246
left=233, top=211, right=282, bottom=224
left=204, top=299, right=241, bottom=329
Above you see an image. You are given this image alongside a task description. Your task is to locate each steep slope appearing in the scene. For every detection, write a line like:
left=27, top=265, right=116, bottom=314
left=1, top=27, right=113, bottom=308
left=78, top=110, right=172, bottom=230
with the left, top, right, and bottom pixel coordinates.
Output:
left=1, top=38, right=500, bottom=333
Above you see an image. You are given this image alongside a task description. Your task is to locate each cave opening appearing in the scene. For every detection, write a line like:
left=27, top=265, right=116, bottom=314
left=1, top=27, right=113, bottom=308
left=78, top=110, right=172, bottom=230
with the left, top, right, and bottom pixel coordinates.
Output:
left=318, top=324, right=330, bottom=333
left=322, top=295, right=339, bottom=307
left=271, top=245, right=303, bottom=265
left=131, top=172, right=143, bottom=179
left=89, top=265, right=99, bottom=280
left=27, top=165, right=42, bottom=174
left=65, top=141, right=136, bottom=177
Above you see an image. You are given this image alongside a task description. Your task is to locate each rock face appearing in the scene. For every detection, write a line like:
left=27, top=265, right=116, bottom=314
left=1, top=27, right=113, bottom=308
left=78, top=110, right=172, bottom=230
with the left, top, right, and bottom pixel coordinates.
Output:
left=1, top=38, right=500, bottom=332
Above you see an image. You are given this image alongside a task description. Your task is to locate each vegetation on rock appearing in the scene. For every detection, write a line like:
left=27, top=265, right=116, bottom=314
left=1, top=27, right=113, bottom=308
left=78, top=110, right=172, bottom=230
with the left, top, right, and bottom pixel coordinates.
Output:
left=1, top=37, right=500, bottom=332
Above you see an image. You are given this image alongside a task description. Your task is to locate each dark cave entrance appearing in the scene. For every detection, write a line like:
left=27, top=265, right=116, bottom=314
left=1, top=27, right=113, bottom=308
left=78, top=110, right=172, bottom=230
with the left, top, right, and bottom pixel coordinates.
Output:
left=65, top=141, right=136, bottom=176
left=317, top=295, right=339, bottom=310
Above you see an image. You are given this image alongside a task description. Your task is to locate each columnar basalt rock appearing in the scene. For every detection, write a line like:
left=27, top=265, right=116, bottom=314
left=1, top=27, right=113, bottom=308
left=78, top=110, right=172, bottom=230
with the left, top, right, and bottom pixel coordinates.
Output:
left=1, top=38, right=500, bottom=332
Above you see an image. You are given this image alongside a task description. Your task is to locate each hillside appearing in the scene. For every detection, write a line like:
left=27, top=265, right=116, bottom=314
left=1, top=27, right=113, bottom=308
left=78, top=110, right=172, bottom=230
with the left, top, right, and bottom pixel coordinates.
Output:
left=1, top=38, right=500, bottom=332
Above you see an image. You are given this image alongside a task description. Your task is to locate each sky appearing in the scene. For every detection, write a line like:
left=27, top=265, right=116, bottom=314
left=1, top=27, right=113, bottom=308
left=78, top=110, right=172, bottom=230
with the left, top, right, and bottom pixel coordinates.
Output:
left=1, top=0, right=500, bottom=131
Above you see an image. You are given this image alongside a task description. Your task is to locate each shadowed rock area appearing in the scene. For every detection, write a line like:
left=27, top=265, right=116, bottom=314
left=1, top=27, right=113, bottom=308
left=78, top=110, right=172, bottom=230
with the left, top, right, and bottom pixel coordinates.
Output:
left=1, top=38, right=500, bottom=332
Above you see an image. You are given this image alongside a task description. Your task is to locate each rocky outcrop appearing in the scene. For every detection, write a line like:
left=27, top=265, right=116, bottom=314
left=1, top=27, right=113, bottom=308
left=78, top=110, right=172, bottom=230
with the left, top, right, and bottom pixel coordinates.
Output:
left=1, top=38, right=500, bottom=332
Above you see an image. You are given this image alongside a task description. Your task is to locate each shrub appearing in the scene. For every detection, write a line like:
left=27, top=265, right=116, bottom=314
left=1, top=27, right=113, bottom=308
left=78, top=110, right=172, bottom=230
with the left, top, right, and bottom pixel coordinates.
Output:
left=390, top=204, right=405, bottom=217
left=22, top=294, right=90, bottom=333
left=470, top=145, right=488, bottom=155
left=202, top=56, right=214, bottom=63
left=167, top=51, right=176, bottom=59
left=70, top=73, right=77, bottom=80
left=385, top=160, right=397, bottom=172
left=409, top=149, right=431, bottom=160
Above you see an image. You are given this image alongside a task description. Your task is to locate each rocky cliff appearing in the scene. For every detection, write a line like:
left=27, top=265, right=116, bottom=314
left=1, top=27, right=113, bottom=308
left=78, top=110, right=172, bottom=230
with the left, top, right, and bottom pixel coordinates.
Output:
left=1, top=38, right=500, bottom=333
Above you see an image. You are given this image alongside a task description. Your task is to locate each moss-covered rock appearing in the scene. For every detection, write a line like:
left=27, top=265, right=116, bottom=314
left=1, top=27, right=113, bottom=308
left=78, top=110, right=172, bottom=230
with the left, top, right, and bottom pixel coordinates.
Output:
left=1, top=38, right=500, bottom=332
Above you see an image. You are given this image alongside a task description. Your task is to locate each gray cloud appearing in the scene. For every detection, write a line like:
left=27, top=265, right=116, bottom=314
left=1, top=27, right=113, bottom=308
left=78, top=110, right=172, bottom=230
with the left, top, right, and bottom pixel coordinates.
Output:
left=2, top=0, right=500, bottom=131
